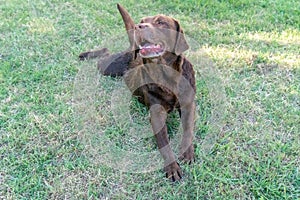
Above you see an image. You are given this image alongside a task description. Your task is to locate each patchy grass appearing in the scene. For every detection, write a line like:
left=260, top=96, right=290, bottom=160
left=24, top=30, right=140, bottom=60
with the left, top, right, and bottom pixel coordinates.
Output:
left=0, top=0, right=299, bottom=199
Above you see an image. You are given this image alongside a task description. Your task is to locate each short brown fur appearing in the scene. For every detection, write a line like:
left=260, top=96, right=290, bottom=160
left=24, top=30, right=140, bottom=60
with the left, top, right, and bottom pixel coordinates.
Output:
left=79, top=4, right=196, bottom=181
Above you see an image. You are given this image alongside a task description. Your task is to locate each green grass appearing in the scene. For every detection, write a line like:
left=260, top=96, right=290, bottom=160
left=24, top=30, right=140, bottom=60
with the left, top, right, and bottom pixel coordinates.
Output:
left=1, top=0, right=299, bottom=199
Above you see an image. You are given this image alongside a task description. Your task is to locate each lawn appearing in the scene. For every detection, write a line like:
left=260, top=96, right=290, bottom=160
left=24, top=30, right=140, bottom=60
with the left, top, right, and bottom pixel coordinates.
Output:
left=0, top=0, right=299, bottom=199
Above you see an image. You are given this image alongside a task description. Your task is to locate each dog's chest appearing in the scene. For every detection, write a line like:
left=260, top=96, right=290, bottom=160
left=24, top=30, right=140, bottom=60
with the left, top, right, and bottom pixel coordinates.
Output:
left=124, top=64, right=181, bottom=110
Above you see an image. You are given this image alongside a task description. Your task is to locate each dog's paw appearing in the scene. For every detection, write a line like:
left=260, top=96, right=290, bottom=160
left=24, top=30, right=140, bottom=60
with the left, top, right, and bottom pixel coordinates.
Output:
left=79, top=51, right=90, bottom=60
left=164, top=162, right=183, bottom=182
left=179, top=145, right=195, bottom=164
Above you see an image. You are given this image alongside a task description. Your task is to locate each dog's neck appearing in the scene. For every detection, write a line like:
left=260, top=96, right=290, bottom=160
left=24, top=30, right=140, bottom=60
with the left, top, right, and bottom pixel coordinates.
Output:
left=129, top=51, right=183, bottom=72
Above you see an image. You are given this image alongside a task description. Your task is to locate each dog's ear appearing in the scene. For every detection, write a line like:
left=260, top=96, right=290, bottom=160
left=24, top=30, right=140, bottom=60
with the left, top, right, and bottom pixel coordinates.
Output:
left=173, top=19, right=189, bottom=55
left=117, top=4, right=135, bottom=50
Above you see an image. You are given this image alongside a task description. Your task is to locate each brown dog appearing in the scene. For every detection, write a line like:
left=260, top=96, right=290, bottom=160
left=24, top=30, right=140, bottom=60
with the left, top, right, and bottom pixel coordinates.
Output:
left=79, top=4, right=196, bottom=181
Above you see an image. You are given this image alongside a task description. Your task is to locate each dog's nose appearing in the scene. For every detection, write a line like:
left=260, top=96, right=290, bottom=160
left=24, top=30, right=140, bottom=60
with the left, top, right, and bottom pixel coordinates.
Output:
left=137, top=23, right=148, bottom=29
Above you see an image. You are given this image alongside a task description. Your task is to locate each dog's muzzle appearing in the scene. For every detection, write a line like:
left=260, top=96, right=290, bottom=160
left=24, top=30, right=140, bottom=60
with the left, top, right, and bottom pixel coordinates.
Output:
left=138, top=42, right=164, bottom=58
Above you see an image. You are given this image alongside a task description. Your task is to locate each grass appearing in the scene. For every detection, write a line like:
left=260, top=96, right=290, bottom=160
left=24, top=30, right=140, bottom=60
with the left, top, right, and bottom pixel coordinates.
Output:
left=0, top=0, right=299, bottom=199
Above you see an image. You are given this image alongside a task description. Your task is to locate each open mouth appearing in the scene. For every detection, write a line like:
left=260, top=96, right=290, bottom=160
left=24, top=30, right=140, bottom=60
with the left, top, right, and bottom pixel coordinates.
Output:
left=138, top=42, right=164, bottom=58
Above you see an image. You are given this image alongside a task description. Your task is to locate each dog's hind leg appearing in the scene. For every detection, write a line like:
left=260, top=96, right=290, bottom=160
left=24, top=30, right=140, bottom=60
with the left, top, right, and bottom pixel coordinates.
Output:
left=97, top=51, right=133, bottom=77
left=79, top=48, right=133, bottom=77
left=79, top=48, right=109, bottom=60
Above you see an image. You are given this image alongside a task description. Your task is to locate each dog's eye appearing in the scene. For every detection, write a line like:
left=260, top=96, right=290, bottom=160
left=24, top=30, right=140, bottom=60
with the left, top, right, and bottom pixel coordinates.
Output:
left=156, top=20, right=165, bottom=25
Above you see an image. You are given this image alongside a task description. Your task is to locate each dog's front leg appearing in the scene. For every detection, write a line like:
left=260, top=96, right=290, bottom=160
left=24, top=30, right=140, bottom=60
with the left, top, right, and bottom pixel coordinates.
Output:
left=150, top=104, right=182, bottom=181
left=179, top=102, right=195, bottom=164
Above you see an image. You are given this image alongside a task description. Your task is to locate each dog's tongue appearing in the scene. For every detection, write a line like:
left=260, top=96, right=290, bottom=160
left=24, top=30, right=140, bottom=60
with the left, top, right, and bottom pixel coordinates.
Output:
left=139, top=43, right=164, bottom=58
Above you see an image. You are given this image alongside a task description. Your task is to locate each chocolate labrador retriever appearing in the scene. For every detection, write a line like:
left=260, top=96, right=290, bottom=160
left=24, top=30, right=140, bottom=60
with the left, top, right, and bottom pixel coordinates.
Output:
left=79, top=4, right=196, bottom=181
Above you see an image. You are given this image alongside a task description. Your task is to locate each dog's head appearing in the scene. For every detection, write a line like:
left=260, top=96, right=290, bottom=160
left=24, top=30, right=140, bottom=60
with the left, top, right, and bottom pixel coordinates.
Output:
left=136, top=15, right=189, bottom=58
left=117, top=4, right=189, bottom=58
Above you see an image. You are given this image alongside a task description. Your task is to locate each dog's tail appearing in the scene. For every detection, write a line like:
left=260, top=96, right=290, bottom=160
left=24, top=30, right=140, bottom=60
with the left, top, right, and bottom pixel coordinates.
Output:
left=117, top=4, right=135, bottom=50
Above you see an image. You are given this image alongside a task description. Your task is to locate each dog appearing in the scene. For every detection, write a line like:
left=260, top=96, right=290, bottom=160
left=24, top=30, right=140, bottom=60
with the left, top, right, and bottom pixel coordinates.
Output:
left=79, top=4, right=196, bottom=181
